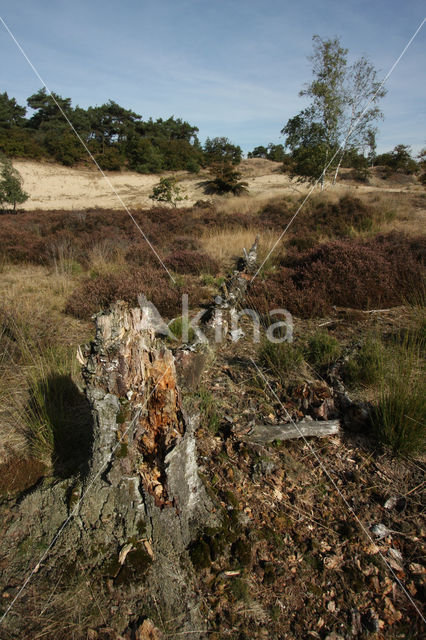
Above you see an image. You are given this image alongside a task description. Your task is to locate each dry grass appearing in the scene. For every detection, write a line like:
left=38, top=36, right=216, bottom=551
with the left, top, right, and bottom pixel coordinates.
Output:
left=355, top=190, right=426, bottom=236
left=214, top=192, right=295, bottom=217
left=200, top=225, right=282, bottom=270
left=0, top=264, right=91, bottom=470
left=87, top=238, right=129, bottom=275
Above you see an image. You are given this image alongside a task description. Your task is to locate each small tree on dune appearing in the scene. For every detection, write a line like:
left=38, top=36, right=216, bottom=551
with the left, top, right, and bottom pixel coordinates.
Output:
left=0, top=156, right=28, bottom=212
left=206, top=162, right=249, bottom=196
left=150, top=177, right=187, bottom=207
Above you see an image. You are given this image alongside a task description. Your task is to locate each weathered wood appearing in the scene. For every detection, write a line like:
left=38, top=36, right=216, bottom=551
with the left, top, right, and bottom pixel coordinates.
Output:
left=244, top=419, right=340, bottom=444
left=0, top=302, right=218, bottom=639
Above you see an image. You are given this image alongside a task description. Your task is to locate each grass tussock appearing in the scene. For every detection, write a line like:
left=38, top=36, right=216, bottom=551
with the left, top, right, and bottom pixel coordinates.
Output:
left=0, top=302, right=92, bottom=487
left=305, top=331, right=342, bottom=369
left=340, top=325, right=425, bottom=456
left=195, top=387, right=221, bottom=434
left=19, top=345, right=92, bottom=473
left=1, top=321, right=92, bottom=475
left=343, top=336, right=385, bottom=388
left=258, top=339, right=304, bottom=387
left=167, top=316, right=196, bottom=344
left=371, top=330, right=425, bottom=455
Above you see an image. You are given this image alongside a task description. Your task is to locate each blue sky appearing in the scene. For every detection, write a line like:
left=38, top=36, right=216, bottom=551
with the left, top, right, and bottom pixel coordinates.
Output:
left=0, top=0, right=425, bottom=154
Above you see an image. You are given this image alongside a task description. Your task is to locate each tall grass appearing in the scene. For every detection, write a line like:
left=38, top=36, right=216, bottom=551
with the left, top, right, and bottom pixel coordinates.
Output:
left=200, top=226, right=280, bottom=271
left=19, top=345, right=92, bottom=472
left=305, top=331, right=342, bottom=370
left=0, top=308, right=92, bottom=476
left=258, top=339, right=304, bottom=387
left=342, top=336, right=385, bottom=388
left=370, top=328, right=425, bottom=456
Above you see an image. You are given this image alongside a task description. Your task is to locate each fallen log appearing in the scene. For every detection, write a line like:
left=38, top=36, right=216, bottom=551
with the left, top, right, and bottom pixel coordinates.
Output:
left=244, top=419, right=340, bottom=444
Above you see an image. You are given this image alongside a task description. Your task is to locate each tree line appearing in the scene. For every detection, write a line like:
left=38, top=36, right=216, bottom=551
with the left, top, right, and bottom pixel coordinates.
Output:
left=0, top=88, right=242, bottom=174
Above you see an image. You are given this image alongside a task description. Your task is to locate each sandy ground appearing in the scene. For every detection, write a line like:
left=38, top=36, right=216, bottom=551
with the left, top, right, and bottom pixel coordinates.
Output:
left=13, top=158, right=425, bottom=211
left=12, top=158, right=312, bottom=211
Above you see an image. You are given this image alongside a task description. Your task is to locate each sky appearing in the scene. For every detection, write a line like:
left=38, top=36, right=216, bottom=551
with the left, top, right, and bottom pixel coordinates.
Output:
left=0, top=0, right=425, bottom=155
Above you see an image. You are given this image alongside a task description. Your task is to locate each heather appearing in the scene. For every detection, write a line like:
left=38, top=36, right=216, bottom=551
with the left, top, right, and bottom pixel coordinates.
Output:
left=248, top=233, right=425, bottom=318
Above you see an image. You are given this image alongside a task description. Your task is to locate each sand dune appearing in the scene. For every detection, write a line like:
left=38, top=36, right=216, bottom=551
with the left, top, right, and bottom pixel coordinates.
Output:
left=13, top=158, right=424, bottom=211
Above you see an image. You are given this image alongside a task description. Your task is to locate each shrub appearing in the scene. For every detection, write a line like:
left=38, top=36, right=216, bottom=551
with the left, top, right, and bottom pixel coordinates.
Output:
left=65, top=267, right=179, bottom=319
left=305, top=331, right=342, bottom=369
left=165, top=250, right=219, bottom=275
left=65, top=266, right=206, bottom=320
left=248, top=233, right=425, bottom=318
left=260, top=194, right=395, bottom=240
left=206, top=162, right=248, bottom=196
left=170, top=236, right=201, bottom=252
left=0, top=157, right=28, bottom=211
left=150, top=177, right=187, bottom=207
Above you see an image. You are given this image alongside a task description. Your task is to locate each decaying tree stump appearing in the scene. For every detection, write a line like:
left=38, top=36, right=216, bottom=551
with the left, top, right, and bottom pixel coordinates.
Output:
left=0, top=302, right=218, bottom=638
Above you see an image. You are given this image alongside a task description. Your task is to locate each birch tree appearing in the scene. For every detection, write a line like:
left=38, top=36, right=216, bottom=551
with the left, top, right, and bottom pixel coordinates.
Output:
left=282, top=35, right=386, bottom=186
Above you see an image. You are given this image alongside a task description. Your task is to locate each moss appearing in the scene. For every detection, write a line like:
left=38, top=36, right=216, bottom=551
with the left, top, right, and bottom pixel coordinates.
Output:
left=189, top=539, right=211, bottom=569
left=307, top=582, right=322, bottom=597
left=114, top=545, right=153, bottom=586
left=224, top=490, right=239, bottom=509
left=116, top=408, right=129, bottom=425
left=303, top=553, right=323, bottom=572
left=17, top=535, right=48, bottom=557
left=116, top=442, right=128, bottom=458
left=136, top=519, right=146, bottom=536
left=231, top=538, right=251, bottom=568
left=229, top=578, right=249, bottom=602
left=271, top=604, right=281, bottom=621
left=262, top=562, right=276, bottom=584
left=102, top=556, right=121, bottom=579
left=342, top=565, right=365, bottom=593
left=274, top=514, right=293, bottom=531
left=337, top=520, right=357, bottom=540
left=258, top=526, right=285, bottom=549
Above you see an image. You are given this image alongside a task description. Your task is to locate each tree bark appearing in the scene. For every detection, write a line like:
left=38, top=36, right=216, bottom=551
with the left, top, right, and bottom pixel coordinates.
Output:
left=0, top=302, right=218, bottom=638
left=244, top=419, right=340, bottom=444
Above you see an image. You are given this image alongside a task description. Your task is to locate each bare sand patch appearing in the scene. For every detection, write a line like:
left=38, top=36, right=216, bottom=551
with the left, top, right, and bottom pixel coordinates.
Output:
left=13, top=158, right=426, bottom=233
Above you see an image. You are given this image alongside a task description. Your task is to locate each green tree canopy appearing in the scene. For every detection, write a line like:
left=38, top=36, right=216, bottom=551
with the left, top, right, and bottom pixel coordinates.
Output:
left=282, top=35, right=386, bottom=185
left=0, top=156, right=28, bottom=211
left=204, top=136, right=242, bottom=165
left=0, top=92, right=26, bottom=128
left=0, top=88, right=232, bottom=173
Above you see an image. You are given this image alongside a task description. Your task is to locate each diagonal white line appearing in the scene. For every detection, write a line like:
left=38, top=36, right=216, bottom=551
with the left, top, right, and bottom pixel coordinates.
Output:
left=0, top=362, right=172, bottom=627
left=0, top=15, right=176, bottom=283
left=251, top=17, right=426, bottom=284
left=250, top=357, right=426, bottom=623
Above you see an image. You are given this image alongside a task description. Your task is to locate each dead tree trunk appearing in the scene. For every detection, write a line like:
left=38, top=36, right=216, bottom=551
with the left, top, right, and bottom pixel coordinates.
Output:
left=0, top=302, right=218, bottom=638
